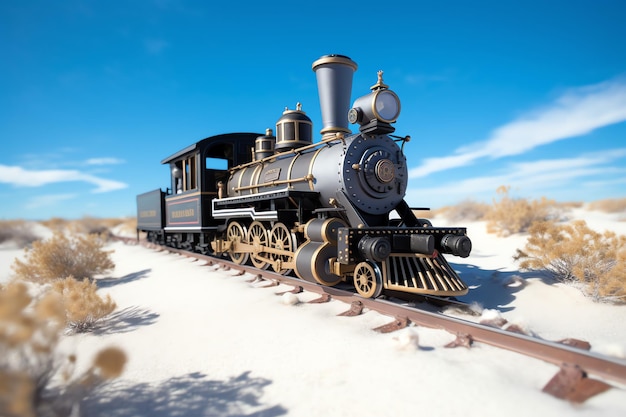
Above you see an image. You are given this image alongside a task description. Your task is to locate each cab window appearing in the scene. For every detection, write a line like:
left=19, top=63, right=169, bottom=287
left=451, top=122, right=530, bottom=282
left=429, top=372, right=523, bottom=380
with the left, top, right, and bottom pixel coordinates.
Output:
left=206, top=157, right=228, bottom=170
left=173, top=154, right=198, bottom=193
left=204, top=143, right=234, bottom=192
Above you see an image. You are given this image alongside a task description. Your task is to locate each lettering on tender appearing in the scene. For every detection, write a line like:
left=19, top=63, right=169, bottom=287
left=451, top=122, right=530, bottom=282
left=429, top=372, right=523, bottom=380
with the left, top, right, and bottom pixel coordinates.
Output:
left=140, top=210, right=157, bottom=217
left=171, top=208, right=195, bottom=218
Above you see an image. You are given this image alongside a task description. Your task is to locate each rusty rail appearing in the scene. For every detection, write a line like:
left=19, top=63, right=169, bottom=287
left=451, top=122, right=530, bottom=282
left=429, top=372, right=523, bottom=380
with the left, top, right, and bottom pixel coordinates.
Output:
left=120, top=237, right=626, bottom=387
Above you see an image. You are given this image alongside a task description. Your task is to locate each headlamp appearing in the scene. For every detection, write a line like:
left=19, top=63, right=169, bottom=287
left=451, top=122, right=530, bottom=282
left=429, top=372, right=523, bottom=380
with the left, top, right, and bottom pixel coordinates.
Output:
left=349, top=89, right=401, bottom=125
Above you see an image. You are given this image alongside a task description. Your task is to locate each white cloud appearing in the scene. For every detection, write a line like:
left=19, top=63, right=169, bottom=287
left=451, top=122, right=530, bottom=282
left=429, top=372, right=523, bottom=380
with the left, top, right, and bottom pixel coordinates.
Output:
left=582, top=177, right=626, bottom=188
left=0, top=164, right=128, bottom=193
left=409, top=77, right=626, bottom=178
left=85, top=157, right=125, bottom=165
left=408, top=151, right=483, bottom=178
left=507, top=148, right=626, bottom=177
left=405, top=149, right=626, bottom=204
left=25, top=193, right=77, bottom=210
left=86, top=176, right=129, bottom=193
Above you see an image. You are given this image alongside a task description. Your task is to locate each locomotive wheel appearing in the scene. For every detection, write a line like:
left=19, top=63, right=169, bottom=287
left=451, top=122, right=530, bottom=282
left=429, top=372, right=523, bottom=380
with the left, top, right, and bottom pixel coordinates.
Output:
left=226, top=221, right=249, bottom=265
left=248, top=221, right=269, bottom=269
left=269, top=222, right=296, bottom=274
left=353, top=261, right=383, bottom=298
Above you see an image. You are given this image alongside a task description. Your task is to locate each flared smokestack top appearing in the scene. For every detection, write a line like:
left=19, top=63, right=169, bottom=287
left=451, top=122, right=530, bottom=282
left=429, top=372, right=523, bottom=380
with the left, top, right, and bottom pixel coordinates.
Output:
left=312, top=54, right=358, bottom=139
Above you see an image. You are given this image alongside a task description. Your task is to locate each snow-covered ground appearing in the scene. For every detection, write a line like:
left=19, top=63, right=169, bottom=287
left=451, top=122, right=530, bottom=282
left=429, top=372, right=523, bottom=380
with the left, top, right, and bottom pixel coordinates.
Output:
left=1, top=209, right=625, bottom=416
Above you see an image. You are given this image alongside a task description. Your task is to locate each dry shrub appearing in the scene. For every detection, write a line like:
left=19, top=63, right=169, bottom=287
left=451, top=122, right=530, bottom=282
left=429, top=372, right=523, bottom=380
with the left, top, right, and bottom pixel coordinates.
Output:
left=40, top=218, right=69, bottom=233
left=0, top=370, right=34, bottom=417
left=514, top=220, right=626, bottom=303
left=438, top=199, right=490, bottom=222
left=588, top=197, right=626, bottom=214
left=52, top=277, right=116, bottom=333
left=557, top=200, right=584, bottom=210
left=0, top=220, right=39, bottom=247
left=116, top=217, right=137, bottom=234
left=0, top=282, right=64, bottom=416
left=485, top=186, right=558, bottom=236
left=0, top=282, right=126, bottom=417
left=71, top=217, right=109, bottom=235
left=91, top=347, right=126, bottom=379
left=11, top=232, right=115, bottom=284
left=40, top=217, right=131, bottom=241
left=71, top=216, right=124, bottom=236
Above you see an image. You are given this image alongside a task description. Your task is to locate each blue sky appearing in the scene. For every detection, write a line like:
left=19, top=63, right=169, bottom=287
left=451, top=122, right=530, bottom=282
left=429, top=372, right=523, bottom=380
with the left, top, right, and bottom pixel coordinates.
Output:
left=1, top=0, right=625, bottom=220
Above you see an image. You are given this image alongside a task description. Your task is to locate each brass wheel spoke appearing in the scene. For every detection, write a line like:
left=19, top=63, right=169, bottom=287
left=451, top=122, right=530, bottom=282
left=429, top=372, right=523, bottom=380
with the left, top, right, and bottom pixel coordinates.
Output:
left=248, top=221, right=269, bottom=269
left=269, top=222, right=295, bottom=275
left=226, top=221, right=249, bottom=265
left=353, top=261, right=382, bottom=298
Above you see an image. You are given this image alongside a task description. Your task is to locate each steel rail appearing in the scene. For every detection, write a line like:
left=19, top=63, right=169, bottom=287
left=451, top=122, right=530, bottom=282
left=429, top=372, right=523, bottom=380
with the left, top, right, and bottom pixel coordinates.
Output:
left=126, top=239, right=626, bottom=386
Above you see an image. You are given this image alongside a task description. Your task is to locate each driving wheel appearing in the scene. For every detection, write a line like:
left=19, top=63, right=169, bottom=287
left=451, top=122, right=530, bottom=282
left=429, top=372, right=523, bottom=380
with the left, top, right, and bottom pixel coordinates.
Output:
left=226, top=221, right=249, bottom=265
left=269, top=222, right=295, bottom=274
left=248, top=221, right=269, bottom=269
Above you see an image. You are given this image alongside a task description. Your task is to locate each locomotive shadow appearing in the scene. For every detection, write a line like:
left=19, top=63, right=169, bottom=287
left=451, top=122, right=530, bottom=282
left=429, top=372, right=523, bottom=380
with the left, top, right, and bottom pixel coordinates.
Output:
left=451, top=263, right=539, bottom=312
left=96, top=269, right=152, bottom=288
left=82, top=371, right=287, bottom=417
left=95, top=306, right=160, bottom=335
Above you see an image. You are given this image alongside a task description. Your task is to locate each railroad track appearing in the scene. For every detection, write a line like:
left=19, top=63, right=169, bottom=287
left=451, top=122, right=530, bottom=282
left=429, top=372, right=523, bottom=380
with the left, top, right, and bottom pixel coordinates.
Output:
left=116, top=236, right=626, bottom=403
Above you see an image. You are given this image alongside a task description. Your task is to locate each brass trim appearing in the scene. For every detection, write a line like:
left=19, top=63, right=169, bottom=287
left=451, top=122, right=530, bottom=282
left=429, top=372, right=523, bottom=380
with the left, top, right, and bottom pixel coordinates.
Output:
left=165, top=191, right=201, bottom=200
left=310, top=243, right=332, bottom=285
left=322, top=218, right=345, bottom=244
left=234, top=175, right=314, bottom=192
left=229, top=133, right=344, bottom=172
left=286, top=151, right=300, bottom=189
left=370, top=70, right=388, bottom=91
left=308, top=145, right=325, bottom=191
left=381, top=253, right=469, bottom=296
left=312, top=55, right=358, bottom=72
left=320, top=126, right=351, bottom=136
left=384, top=283, right=468, bottom=296
left=250, top=163, right=263, bottom=194
left=236, top=166, right=247, bottom=195
left=371, top=89, right=401, bottom=123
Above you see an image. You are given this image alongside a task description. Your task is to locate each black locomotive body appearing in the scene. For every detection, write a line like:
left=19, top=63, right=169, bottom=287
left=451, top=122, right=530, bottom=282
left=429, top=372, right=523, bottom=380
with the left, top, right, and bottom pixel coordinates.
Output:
left=137, top=55, right=472, bottom=299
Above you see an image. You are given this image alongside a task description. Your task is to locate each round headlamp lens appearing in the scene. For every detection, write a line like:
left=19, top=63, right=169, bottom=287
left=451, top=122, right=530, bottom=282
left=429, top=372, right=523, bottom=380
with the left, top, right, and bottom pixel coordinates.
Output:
left=374, top=90, right=400, bottom=122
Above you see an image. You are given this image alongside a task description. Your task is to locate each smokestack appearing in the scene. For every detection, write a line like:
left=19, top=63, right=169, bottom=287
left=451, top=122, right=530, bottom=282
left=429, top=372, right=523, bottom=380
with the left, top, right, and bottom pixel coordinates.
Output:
left=312, top=54, right=357, bottom=139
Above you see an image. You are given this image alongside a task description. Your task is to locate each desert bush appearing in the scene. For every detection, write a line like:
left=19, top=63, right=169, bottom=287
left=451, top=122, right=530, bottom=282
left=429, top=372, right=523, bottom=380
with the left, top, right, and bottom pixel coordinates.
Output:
left=0, top=282, right=64, bottom=417
left=71, top=216, right=127, bottom=236
left=72, top=217, right=110, bottom=235
left=41, top=217, right=132, bottom=240
left=438, top=199, right=490, bottom=222
left=485, top=186, right=558, bottom=236
left=40, top=218, right=69, bottom=233
left=0, top=282, right=126, bottom=417
left=557, top=200, right=584, bottom=210
left=514, top=220, right=626, bottom=303
left=52, top=277, right=116, bottom=333
left=116, top=217, right=137, bottom=234
left=588, top=198, right=626, bottom=214
left=0, top=220, right=39, bottom=247
left=11, top=232, right=115, bottom=284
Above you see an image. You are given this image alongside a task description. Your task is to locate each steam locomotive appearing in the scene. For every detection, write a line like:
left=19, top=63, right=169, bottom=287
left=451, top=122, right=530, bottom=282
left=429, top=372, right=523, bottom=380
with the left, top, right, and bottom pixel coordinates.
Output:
left=137, top=54, right=472, bottom=299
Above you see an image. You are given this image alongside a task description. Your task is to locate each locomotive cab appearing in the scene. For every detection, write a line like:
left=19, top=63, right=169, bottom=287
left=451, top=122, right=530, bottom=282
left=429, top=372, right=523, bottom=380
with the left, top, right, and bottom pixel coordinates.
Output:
left=163, top=134, right=258, bottom=196
left=142, top=132, right=260, bottom=251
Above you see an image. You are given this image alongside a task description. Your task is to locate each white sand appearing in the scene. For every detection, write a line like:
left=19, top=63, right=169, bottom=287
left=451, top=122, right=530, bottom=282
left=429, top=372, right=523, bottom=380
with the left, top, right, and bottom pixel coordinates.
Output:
left=1, top=209, right=625, bottom=416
